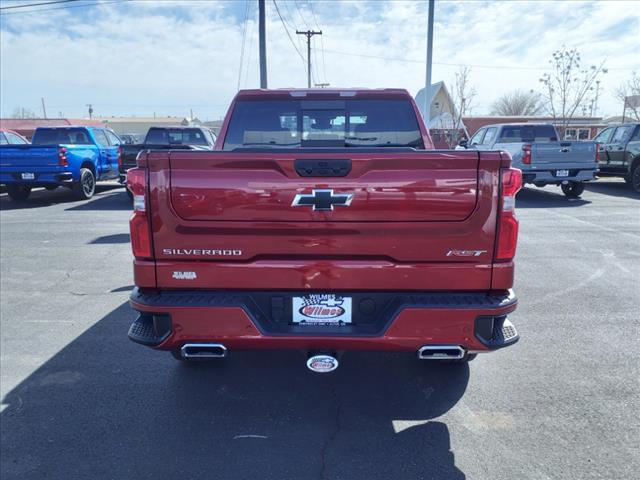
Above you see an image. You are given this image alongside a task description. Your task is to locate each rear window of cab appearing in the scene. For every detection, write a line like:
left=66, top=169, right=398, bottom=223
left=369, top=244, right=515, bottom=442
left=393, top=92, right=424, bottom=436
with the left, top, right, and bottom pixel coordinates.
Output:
left=32, top=128, right=92, bottom=145
left=223, top=99, right=424, bottom=150
left=498, top=125, right=558, bottom=143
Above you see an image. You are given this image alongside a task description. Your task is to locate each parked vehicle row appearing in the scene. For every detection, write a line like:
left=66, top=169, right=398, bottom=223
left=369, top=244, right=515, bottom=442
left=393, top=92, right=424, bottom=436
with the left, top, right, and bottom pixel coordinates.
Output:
left=0, top=125, right=217, bottom=201
left=1, top=119, right=636, bottom=203
left=460, top=123, right=599, bottom=198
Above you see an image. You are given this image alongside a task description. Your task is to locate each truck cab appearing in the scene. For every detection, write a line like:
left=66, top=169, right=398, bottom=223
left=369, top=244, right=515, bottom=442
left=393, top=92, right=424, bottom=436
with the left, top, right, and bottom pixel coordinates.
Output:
left=594, top=123, right=640, bottom=192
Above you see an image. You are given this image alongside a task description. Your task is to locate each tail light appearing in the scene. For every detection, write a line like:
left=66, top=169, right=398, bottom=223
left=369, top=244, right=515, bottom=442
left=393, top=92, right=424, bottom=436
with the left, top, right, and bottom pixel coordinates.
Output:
left=58, top=147, right=68, bottom=166
left=495, top=167, right=522, bottom=261
left=127, top=168, right=152, bottom=259
left=595, top=143, right=601, bottom=162
left=521, top=144, right=531, bottom=165
left=117, top=146, right=123, bottom=168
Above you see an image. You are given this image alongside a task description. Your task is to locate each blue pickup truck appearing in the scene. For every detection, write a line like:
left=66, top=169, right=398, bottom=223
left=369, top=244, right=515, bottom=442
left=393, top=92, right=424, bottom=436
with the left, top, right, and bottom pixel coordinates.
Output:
left=0, top=126, right=122, bottom=201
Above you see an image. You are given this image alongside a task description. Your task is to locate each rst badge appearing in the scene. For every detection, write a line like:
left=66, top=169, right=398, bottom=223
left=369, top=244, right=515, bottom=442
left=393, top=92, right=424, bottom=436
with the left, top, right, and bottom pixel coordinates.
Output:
left=446, top=250, right=487, bottom=257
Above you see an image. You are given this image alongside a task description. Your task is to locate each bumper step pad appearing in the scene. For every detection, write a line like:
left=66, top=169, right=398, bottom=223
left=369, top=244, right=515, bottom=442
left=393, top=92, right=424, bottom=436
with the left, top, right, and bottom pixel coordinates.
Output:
left=127, top=313, right=171, bottom=347
left=474, top=315, right=519, bottom=350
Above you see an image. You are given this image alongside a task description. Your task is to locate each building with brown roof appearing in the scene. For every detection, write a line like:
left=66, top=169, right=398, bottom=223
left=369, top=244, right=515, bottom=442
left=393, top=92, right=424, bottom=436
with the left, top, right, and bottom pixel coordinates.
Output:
left=0, top=118, right=104, bottom=140
left=462, top=116, right=607, bottom=140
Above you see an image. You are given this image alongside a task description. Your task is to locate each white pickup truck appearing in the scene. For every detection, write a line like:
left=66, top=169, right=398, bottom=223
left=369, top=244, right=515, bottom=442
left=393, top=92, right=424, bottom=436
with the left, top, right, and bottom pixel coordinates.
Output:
left=460, top=123, right=598, bottom=198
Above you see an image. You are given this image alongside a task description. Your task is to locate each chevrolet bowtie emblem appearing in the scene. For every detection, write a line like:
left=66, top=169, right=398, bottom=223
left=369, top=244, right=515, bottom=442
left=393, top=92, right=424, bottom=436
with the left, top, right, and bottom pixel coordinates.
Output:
left=291, top=189, right=354, bottom=211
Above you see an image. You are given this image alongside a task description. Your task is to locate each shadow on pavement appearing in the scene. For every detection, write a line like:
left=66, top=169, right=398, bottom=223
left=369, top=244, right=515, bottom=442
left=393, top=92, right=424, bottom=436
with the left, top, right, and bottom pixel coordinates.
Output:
left=1, top=303, right=468, bottom=480
left=65, top=190, right=131, bottom=211
left=586, top=180, right=640, bottom=200
left=0, top=184, right=125, bottom=211
left=88, top=233, right=130, bottom=244
left=517, top=186, right=590, bottom=208
left=110, top=285, right=134, bottom=293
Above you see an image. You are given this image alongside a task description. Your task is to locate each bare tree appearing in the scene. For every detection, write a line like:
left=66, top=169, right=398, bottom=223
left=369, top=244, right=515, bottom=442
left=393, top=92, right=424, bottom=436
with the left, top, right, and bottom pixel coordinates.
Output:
left=490, top=89, right=544, bottom=116
left=446, top=66, right=476, bottom=147
left=10, top=107, right=37, bottom=119
left=539, top=46, right=607, bottom=131
left=614, top=71, right=640, bottom=121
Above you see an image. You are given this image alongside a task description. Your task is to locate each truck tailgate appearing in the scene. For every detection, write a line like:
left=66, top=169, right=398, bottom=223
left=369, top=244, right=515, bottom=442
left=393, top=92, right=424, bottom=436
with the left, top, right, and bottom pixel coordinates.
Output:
left=146, top=149, right=504, bottom=291
left=533, top=141, right=597, bottom=165
left=168, top=150, right=478, bottom=222
left=0, top=145, right=60, bottom=168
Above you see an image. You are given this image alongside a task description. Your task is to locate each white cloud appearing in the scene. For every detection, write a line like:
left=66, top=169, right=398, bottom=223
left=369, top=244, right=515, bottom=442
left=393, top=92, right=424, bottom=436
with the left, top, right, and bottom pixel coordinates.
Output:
left=1, top=0, right=638, bottom=120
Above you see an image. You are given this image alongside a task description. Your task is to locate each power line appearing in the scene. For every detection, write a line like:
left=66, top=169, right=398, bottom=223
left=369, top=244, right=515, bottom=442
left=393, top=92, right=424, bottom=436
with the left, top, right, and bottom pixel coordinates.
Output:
left=296, top=30, right=322, bottom=88
left=0, top=0, right=122, bottom=15
left=281, top=0, right=305, bottom=53
left=307, top=0, right=327, bottom=85
left=293, top=0, right=310, bottom=28
left=272, top=1, right=306, bottom=67
left=291, top=2, right=319, bottom=86
left=322, top=48, right=544, bottom=70
left=0, top=0, right=79, bottom=10
left=322, top=48, right=637, bottom=72
left=311, top=37, right=320, bottom=85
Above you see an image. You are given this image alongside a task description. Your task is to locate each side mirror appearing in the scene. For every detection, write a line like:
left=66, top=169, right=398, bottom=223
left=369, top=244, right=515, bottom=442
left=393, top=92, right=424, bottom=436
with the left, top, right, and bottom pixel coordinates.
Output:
left=458, top=139, right=468, bottom=148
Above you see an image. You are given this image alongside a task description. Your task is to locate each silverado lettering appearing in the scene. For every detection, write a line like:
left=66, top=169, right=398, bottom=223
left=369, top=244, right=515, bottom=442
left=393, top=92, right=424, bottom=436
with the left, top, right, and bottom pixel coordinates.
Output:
left=126, top=88, right=522, bottom=369
left=162, top=249, right=242, bottom=256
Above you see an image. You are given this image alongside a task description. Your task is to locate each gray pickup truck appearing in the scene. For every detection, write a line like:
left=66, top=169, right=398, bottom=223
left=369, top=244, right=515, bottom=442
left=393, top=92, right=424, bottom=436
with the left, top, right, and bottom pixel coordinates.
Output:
left=461, top=123, right=598, bottom=198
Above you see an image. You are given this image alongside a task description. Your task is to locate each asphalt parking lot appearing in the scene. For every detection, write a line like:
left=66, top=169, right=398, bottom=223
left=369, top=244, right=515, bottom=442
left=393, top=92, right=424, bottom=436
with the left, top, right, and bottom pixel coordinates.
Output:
left=1, top=180, right=638, bottom=480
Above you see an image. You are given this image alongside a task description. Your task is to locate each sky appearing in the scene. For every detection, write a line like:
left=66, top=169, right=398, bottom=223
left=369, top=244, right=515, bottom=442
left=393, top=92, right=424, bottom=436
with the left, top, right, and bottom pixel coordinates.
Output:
left=1, top=0, right=639, bottom=121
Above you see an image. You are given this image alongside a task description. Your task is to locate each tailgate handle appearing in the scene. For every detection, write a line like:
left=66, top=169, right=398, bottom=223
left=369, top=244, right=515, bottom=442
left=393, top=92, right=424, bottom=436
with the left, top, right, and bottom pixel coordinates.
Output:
left=295, top=159, right=351, bottom=177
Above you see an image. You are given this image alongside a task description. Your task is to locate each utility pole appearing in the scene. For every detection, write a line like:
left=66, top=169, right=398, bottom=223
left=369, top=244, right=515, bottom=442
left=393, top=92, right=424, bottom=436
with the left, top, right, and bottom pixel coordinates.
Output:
left=86, top=104, right=93, bottom=119
left=423, top=0, right=435, bottom=128
left=41, top=97, right=47, bottom=119
left=258, top=0, right=267, bottom=88
left=296, top=30, right=322, bottom=88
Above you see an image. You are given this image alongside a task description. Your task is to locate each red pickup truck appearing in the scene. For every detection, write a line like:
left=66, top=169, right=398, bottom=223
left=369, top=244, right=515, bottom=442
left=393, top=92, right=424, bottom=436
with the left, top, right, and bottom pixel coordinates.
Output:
left=126, top=88, right=521, bottom=372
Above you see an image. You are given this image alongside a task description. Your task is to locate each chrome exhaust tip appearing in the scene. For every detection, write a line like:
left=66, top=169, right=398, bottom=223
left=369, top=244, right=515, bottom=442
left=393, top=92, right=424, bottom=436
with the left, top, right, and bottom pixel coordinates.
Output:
left=417, top=345, right=465, bottom=360
left=181, top=343, right=227, bottom=359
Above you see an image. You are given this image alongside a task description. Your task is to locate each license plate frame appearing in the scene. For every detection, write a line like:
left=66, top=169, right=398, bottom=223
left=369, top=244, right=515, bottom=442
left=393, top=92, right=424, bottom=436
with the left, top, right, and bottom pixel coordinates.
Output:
left=292, top=294, right=352, bottom=326
left=556, top=169, right=570, bottom=177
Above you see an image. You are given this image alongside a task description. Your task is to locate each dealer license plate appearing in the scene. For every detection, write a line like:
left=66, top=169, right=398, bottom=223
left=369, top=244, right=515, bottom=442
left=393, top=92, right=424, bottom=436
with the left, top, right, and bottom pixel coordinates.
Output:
left=556, top=170, right=569, bottom=177
left=21, top=173, right=35, bottom=180
left=292, top=294, right=352, bottom=325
